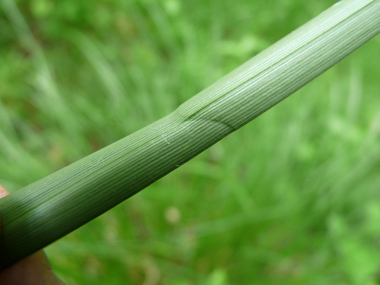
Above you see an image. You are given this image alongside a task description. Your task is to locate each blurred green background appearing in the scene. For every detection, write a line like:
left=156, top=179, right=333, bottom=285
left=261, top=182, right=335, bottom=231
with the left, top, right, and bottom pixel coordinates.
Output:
left=1, top=0, right=380, bottom=284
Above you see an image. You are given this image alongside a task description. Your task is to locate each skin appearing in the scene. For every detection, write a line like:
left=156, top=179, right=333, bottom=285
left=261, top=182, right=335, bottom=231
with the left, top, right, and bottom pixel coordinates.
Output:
left=0, top=184, right=64, bottom=284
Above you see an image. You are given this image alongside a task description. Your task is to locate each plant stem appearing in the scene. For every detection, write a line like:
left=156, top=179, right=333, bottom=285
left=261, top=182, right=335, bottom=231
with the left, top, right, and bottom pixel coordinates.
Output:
left=1, top=0, right=379, bottom=270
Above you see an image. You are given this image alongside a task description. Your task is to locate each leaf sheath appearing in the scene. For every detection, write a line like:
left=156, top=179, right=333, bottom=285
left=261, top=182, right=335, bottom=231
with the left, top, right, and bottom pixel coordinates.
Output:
left=1, top=0, right=379, bottom=270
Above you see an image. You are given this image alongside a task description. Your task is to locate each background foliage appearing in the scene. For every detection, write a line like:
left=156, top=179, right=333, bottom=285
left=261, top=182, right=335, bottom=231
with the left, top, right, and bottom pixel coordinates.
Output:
left=1, top=0, right=380, bottom=284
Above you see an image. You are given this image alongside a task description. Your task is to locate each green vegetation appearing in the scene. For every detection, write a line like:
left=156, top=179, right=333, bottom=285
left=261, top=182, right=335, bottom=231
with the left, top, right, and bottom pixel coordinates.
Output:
left=1, top=0, right=380, bottom=284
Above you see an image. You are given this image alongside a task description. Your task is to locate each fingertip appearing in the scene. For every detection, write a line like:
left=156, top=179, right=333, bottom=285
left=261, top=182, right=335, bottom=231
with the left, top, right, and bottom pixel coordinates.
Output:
left=0, top=251, right=64, bottom=285
left=0, top=184, right=9, bottom=198
left=0, top=183, right=9, bottom=235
